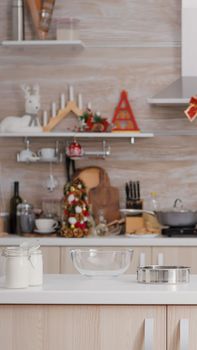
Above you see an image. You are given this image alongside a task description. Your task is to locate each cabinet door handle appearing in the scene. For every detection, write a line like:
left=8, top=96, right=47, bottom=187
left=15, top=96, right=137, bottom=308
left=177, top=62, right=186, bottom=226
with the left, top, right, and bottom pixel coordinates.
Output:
left=157, top=252, right=164, bottom=265
left=140, top=252, right=146, bottom=266
left=144, top=318, right=154, bottom=350
left=180, top=319, right=189, bottom=350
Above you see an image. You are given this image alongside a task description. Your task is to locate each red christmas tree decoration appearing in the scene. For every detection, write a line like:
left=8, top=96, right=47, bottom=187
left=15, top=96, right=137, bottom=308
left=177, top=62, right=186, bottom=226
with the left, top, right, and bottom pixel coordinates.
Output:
left=184, top=96, right=197, bottom=122
left=112, top=90, right=140, bottom=132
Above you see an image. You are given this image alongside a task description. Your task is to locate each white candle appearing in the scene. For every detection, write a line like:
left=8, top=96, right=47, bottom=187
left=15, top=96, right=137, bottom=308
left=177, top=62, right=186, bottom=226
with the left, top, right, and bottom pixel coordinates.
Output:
left=43, top=110, right=48, bottom=126
left=60, top=93, right=65, bottom=109
left=52, top=102, right=56, bottom=118
left=69, top=85, right=74, bottom=101
left=87, top=102, right=92, bottom=110
left=78, top=93, right=83, bottom=110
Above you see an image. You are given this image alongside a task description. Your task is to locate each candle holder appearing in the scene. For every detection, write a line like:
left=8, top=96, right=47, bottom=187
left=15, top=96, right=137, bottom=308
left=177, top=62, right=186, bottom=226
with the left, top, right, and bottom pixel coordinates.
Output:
left=43, top=86, right=82, bottom=132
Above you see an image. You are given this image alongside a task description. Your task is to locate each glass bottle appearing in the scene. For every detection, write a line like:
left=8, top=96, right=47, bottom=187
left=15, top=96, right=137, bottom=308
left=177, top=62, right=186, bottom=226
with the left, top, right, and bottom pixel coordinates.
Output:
left=150, top=192, right=160, bottom=211
left=9, top=182, right=22, bottom=234
left=39, top=0, right=56, bottom=37
left=95, top=209, right=109, bottom=236
left=145, top=192, right=161, bottom=232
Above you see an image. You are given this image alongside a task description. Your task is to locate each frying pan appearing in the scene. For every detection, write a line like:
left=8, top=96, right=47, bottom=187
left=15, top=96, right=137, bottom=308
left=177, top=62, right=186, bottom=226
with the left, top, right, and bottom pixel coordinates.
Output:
left=121, top=199, right=197, bottom=227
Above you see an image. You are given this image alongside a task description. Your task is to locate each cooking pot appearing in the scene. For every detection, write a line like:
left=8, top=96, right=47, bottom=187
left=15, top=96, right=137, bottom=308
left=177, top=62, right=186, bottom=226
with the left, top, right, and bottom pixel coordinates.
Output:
left=121, top=199, right=197, bottom=227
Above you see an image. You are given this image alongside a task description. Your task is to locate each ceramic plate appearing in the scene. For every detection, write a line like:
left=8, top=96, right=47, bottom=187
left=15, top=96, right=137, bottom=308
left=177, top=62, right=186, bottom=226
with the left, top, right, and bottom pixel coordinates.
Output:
left=125, top=234, right=161, bottom=238
left=34, top=229, right=55, bottom=235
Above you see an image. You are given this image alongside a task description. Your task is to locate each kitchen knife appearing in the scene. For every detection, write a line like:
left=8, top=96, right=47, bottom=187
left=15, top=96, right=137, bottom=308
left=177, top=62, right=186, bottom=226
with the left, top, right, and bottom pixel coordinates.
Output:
left=133, top=181, right=137, bottom=200
left=125, top=182, right=130, bottom=201
left=129, top=181, right=134, bottom=200
left=137, top=181, right=140, bottom=200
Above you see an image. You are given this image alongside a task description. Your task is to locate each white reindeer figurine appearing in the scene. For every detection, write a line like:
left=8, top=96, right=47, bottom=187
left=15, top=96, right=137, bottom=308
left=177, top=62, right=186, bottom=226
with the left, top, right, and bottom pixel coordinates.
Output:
left=0, top=84, right=42, bottom=133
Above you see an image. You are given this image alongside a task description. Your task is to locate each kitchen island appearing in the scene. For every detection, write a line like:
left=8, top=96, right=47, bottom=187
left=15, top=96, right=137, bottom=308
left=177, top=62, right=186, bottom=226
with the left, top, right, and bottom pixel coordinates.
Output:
left=0, top=274, right=197, bottom=349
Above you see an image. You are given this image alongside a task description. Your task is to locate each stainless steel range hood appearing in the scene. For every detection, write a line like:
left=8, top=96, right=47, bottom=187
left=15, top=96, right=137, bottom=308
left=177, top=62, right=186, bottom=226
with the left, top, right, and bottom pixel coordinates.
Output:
left=148, top=0, right=197, bottom=106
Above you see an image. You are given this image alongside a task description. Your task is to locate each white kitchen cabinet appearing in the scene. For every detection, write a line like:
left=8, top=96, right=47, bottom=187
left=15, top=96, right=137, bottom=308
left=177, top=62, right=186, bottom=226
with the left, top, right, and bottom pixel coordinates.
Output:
left=60, top=246, right=152, bottom=274
left=4, top=304, right=197, bottom=350
left=0, top=304, right=166, bottom=350
left=167, top=306, right=197, bottom=350
left=152, top=247, right=197, bottom=273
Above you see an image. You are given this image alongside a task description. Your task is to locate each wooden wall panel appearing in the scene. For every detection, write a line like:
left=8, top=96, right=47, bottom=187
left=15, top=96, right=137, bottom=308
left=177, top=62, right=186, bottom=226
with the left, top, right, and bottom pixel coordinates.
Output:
left=0, top=1, right=195, bottom=213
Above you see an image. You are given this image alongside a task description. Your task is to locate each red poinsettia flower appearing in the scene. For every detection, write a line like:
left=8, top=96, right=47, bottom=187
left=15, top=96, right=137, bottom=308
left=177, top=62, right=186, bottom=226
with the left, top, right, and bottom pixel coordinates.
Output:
left=80, top=223, right=86, bottom=230
left=83, top=210, right=90, bottom=217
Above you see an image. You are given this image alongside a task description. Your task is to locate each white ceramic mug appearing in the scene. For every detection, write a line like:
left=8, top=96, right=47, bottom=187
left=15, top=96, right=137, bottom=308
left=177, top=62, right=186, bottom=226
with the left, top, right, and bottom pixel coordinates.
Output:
left=35, top=218, right=58, bottom=232
left=19, top=149, right=37, bottom=161
left=38, top=148, right=55, bottom=159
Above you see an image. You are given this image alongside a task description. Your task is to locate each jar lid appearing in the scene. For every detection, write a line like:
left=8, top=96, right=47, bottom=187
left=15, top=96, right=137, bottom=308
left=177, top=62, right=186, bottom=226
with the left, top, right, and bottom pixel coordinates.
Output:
left=3, top=247, right=29, bottom=257
left=30, top=249, right=42, bottom=255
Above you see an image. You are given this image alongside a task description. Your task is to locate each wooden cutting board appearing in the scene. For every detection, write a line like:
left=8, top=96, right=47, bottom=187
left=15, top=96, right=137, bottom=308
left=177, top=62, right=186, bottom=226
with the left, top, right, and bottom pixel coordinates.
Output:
left=89, top=184, right=120, bottom=224
left=72, top=166, right=110, bottom=193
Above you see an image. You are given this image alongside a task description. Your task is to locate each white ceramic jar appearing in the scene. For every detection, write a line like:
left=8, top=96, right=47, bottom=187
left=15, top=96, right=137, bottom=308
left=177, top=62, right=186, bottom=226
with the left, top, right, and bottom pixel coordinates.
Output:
left=3, top=247, right=29, bottom=289
left=29, top=249, right=43, bottom=286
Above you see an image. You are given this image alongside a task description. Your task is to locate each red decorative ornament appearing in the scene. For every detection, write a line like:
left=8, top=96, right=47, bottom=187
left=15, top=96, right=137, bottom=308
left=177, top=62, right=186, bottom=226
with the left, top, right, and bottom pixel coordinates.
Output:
left=184, top=96, right=197, bottom=122
left=66, top=140, right=84, bottom=158
left=112, top=90, right=140, bottom=132
left=80, top=108, right=110, bottom=132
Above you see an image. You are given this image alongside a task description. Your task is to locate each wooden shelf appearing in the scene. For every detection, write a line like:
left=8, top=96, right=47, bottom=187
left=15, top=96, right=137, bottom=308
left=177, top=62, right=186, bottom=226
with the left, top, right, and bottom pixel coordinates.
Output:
left=0, top=40, right=85, bottom=51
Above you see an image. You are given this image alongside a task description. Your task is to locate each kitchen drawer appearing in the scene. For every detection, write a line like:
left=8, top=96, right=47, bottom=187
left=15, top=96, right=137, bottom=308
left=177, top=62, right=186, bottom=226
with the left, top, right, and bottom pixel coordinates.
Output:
left=60, top=246, right=151, bottom=274
left=152, top=247, right=197, bottom=273
left=0, top=305, right=166, bottom=350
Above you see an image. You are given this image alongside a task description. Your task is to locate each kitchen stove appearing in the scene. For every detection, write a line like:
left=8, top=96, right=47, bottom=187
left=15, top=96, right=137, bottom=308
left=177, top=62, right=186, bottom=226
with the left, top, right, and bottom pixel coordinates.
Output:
left=162, top=226, right=197, bottom=237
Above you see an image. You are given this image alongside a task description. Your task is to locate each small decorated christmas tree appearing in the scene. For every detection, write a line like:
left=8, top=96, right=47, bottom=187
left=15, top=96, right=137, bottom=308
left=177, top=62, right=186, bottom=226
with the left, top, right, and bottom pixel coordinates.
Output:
left=60, top=178, right=92, bottom=238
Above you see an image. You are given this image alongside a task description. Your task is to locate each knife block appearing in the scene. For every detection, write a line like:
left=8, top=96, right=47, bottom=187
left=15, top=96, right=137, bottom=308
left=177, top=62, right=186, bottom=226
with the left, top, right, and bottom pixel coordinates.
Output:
left=126, top=199, right=143, bottom=211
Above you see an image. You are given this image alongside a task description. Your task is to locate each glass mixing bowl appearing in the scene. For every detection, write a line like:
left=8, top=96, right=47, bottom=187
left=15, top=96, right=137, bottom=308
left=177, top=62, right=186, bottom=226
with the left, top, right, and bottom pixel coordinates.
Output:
left=70, top=248, right=134, bottom=277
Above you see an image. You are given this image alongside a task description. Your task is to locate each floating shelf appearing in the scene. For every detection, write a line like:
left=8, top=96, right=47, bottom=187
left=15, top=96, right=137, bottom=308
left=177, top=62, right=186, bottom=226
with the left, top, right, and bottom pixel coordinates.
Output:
left=0, top=40, right=85, bottom=51
left=0, top=131, right=154, bottom=143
